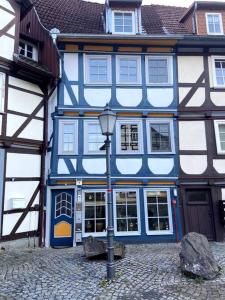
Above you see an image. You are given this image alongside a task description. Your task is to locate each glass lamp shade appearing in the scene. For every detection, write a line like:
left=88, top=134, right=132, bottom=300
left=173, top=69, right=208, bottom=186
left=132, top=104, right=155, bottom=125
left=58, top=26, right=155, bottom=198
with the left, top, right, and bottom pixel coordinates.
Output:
left=98, top=104, right=116, bottom=136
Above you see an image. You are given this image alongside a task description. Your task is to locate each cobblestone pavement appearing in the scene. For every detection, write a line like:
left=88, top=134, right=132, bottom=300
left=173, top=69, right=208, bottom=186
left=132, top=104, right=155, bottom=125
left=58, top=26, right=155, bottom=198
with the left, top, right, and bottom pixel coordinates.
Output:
left=0, top=243, right=225, bottom=300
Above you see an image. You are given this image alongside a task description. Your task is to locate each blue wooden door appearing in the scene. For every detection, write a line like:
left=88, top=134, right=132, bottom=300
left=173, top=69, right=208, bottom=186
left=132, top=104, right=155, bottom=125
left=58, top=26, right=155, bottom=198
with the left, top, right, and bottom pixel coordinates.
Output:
left=50, top=189, right=74, bottom=247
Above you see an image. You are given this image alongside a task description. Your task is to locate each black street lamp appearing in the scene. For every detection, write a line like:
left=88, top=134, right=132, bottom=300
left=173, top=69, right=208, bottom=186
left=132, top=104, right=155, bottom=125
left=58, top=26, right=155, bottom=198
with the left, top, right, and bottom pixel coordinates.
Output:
left=98, top=103, right=116, bottom=280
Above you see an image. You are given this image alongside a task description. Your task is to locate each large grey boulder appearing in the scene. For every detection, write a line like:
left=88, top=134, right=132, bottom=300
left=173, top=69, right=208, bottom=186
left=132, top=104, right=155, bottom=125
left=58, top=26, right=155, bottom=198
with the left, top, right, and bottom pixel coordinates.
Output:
left=180, top=232, right=220, bottom=280
left=84, top=236, right=125, bottom=259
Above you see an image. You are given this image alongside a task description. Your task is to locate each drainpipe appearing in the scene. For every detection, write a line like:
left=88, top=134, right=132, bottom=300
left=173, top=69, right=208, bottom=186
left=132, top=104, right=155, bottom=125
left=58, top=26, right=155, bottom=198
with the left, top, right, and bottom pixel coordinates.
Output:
left=193, top=2, right=198, bottom=34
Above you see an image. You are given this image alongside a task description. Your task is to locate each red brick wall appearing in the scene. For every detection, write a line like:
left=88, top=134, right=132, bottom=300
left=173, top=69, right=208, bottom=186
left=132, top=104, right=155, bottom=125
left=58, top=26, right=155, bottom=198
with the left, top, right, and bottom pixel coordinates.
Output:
left=196, top=9, right=225, bottom=35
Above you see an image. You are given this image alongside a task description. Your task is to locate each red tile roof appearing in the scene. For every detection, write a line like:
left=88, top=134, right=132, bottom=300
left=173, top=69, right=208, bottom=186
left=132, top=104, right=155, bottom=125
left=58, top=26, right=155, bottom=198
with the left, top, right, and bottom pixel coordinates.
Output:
left=33, top=0, right=190, bottom=35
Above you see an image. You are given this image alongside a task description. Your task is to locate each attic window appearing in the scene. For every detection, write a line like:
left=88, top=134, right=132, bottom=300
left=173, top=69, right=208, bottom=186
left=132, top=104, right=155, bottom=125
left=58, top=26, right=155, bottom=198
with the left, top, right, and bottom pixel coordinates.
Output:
left=206, top=13, right=223, bottom=35
left=19, top=40, right=38, bottom=61
left=112, top=11, right=135, bottom=34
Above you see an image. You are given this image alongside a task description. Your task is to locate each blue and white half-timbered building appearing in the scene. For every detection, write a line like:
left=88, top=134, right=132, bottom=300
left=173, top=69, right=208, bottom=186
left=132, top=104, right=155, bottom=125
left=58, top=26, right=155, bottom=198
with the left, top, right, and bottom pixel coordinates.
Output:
left=44, top=0, right=182, bottom=247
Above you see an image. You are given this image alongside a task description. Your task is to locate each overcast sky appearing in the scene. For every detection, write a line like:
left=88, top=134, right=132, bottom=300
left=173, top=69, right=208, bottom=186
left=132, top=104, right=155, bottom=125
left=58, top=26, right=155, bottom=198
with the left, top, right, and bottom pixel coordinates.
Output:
left=85, top=0, right=225, bottom=7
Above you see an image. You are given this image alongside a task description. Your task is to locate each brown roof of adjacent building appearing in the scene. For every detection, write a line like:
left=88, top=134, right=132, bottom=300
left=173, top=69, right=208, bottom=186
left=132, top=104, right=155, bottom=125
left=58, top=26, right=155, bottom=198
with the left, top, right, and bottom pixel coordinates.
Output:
left=33, top=0, right=190, bottom=35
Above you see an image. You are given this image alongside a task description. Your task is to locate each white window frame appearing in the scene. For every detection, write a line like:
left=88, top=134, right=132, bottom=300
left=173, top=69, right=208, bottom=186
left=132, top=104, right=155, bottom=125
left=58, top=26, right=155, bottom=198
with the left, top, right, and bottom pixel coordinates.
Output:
left=84, top=54, right=112, bottom=85
left=214, top=120, right=225, bottom=154
left=146, top=119, right=175, bottom=154
left=116, top=55, right=141, bottom=85
left=82, top=189, right=107, bottom=237
left=116, top=119, right=143, bottom=154
left=112, top=10, right=136, bottom=35
left=58, top=119, right=78, bottom=155
left=205, top=13, right=223, bottom=35
left=113, top=189, right=141, bottom=236
left=0, top=73, right=5, bottom=112
left=145, top=56, right=173, bottom=86
left=212, top=56, right=225, bottom=88
left=19, top=40, right=38, bottom=61
left=83, top=120, right=105, bottom=155
left=144, top=188, right=173, bottom=236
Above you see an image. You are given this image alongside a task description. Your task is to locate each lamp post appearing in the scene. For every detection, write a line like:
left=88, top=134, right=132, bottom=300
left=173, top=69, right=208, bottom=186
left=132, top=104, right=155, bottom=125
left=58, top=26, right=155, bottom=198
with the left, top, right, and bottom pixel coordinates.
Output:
left=98, top=103, right=116, bottom=280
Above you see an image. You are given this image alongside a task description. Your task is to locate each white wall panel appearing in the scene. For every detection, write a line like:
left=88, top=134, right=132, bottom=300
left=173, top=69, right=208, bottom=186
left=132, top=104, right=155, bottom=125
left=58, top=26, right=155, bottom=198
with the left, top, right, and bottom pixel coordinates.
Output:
left=9, top=77, right=43, bottom=94
left=116, top=89, right=142, bottom=107
left=0, top=10, right=14, bottom=30
left=208, top=57, right=214, bottom=88
left=211, top=92, right=225, bottom=107
left=116, top=159, right=142, bottom=174
left=213, top=160, right=225, bottom=174
left=222, top=189, right=225, bottom=200
left=64, top=53, right=78, bottom=81
left=58, top=159, right=70, bottom=174
left=18, top=119, right=43, bottom=141
left=147, top=88, right=173, bottom=107
left=83, top=159, right=106, bottom=174
left=64, top=85, right=78, bottom=105
left=178, top=56, right=204, bottom=83
left=0, top=115, right=2, bottom=134
left=180, top=155, right=207, bottom=174
left=8, top=88, right=42, bottom=114
left=0, top=35, right=14, bottom=60
left=2, top=213, right=21, bottom=236
left=148, top=158, right=174, bottom=175
left=185, top=88, right=205, bottom=107
left=6, top=114, right=26, bottom=136
left=1, top=0, right=14, bottom=12
left=179, top=121, right=206, bottom=150
left=16, top=212, right=38, bottom=234
left=84, top=89, right=111, bottom=107
left=7, top=24, right=15, bottom=36
left=6, top=153, right=41, bottom=178
left=4, top=181, right=40, bottom=210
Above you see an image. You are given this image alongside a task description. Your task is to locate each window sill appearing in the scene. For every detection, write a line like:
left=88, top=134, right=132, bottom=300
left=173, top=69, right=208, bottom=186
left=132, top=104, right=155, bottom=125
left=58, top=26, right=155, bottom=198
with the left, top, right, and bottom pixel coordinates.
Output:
left=212, top=85, right=225, bottom=90
left=207, top=32, right=224, bottom=36
left=84, top=83, right=112, bottom=87
left=148, top=151, right=175, bottom=155
left=116, top=152, right=144, bottom=155
left=146, top=231, right=173, bottom=236
left=82, top=232, right=107, bottom=238
left=116, top=83, right=142, bottom=87
left=146, top=84, right=173, bottom=87
left=115, top=232, right=141, bottom=237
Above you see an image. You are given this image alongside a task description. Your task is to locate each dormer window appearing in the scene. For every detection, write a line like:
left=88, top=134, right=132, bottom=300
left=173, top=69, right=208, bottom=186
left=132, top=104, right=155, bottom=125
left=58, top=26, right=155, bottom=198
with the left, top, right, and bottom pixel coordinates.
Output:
left=19, top=40, right=38, bottom=61
left=206, top=13, right=223, bottom=35
left=112, top=11, right=135, bottom=34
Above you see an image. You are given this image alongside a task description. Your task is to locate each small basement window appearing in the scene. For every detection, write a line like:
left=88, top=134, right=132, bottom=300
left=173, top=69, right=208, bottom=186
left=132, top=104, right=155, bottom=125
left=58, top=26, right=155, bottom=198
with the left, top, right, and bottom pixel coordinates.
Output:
left=19, top=41, right=38, bottom=61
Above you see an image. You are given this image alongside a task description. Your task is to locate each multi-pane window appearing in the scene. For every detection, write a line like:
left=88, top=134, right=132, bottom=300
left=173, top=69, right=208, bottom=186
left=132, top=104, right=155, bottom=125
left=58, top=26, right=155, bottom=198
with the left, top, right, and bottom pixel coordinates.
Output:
left=0, top=73, right=5, bottom=112
left=144, top=189, right=172, bottom=235
left=59, top=120, right=78, bottom=155
left=84, top=121, right=105, bottom=154
left=150, top=123, right=171, bottom=152
left=114, top=12, right=134, bottom=33
left=114, top=190, right=140, bottom=235
left=55, top=192, right=72, bottom=218
left=19, top=41, right=38, bottom=61
left=206, top=13, right=223, bottom=35
left=214, top=120, right=225, bottom=154
left=146, top=56, right=172, bottom=85
left=121, top=124, right=138, bottom=151
left=85, top=55, right=111, bottom=84
left=117, top=56, right=141, bottom=84
left=83, top=191, right=106, bottom=236
left=213, top=59, right=225, bottom=86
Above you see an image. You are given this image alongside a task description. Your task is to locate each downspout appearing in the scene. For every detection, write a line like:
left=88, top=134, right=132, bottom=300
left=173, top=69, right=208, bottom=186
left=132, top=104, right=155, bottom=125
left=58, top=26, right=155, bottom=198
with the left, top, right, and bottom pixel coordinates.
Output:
left=193, top=2, right=198, bottom=34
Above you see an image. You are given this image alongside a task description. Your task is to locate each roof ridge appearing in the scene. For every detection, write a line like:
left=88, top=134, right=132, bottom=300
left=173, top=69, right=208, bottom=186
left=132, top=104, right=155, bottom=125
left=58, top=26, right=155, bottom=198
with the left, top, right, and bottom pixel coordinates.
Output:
left=142, top=3, right=187, bottom=9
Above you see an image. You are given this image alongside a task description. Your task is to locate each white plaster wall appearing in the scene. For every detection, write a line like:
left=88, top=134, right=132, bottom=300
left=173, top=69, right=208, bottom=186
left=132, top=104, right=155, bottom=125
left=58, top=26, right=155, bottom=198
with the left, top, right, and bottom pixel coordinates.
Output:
left=64, top=85, right=79, bottom=105
left=4, top=181, right=40, bottom=210
left=83, top=159, right=106, bottom=174
left=179, top=121, right=206, bottom=150
left=148, top=158, right=174, bottom=175
left=1, top=0, right=14, bottom=12
left=84, top=89, right=111, bottom=107
left=0, top=115, right=2, bottom=134
left=2, top=213, right=21, bottom=236
left=6, top=114, right=26, bottom=136
left=185, top=88, right=205, bottom=107
left=147, top=88, right=173, bottom=107
left=6, top=153, right=41, bottom=178
left=8, top=88, right=43, bottom=115
left=222, top=189, right=225, bottom=200
left=180, top=155, right=207, bottom=174
left=0, top=35, right=14, bottom=60
left=211, top=92, right=225, bottom=107
left=64, top=53, right=78, bottom=81
left=116, top=159, right=142, bottom=174
left=116, top=89, right=142, bottom=107
left=0, top=9, right=14, bottom=30
left=177, top=56, right=204, bottom=83
left=7, top=24, right=15, bottom=36
left=18, top=119, right=44, bottom=141
left=48, top=88, right=57, bottom=142
left=208, top=57, right=214, bottom=88
left=58, top=159, right=70, bottom=174
left=213, top=159, right=225, bottom=174
left=16, top=212, right=38, bottom=233
left=9, top=77, right=43, bottom=94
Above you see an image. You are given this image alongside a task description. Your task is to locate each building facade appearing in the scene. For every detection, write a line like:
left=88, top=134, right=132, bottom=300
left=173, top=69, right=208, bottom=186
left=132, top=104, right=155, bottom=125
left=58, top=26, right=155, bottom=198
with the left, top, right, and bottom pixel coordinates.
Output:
left=0, top=0, right=58, bottom=245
